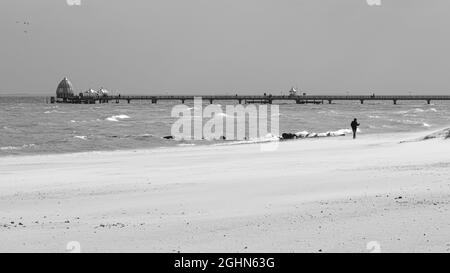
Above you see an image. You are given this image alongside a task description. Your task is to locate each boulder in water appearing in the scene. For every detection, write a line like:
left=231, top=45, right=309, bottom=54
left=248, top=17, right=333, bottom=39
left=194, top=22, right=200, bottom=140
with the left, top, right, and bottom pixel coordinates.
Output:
left=281, top=133, right=297, bottom=140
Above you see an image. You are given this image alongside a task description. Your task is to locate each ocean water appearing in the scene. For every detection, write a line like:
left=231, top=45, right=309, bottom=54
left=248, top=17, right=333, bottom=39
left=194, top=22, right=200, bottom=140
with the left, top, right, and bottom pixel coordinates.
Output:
left=1, top=96, right=449, bottom=156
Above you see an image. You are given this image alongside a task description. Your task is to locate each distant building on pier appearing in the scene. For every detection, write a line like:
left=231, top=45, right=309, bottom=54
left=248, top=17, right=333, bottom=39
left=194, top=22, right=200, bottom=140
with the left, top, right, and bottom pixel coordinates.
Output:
left=98, top=87, right=110, bottom=96
left=84, top=89, right=98, bottom=96
left=289, top=87, right=298, bottom=97
left=81, top=88, right=111, bottom=97
left=56, top=77, right=74, bottom=102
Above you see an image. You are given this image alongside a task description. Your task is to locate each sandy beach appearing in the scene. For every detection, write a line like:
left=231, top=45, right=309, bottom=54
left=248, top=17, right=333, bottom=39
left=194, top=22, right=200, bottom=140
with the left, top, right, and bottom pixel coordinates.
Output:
left=1, top=130, right=449, bottom=253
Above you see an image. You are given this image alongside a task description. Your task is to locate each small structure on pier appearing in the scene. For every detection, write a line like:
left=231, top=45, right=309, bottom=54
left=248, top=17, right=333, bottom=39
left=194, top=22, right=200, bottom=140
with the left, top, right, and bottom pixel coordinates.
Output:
left=83, top=89, right=98, bottom=97
left=56, top=77, right=74, bottom=102
left=98, top=87, right=110, bottom=96
left=81, top=88, right=110, bottom=98
left=289, top=87, right=298, bottom=97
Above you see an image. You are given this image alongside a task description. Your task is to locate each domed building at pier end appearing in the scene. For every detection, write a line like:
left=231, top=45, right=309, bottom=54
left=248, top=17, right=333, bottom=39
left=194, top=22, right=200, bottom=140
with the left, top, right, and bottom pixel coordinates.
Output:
left=56, top=77, right=75, bottom=101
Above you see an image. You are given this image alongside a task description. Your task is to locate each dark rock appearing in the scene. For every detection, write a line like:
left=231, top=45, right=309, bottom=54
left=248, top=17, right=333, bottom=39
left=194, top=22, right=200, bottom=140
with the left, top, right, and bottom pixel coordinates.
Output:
left=281, top=133, right=297, bottom=140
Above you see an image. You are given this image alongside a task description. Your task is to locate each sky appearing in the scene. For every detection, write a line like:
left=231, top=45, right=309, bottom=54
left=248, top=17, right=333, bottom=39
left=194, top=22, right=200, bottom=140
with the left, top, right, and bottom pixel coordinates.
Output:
left=1, top=0, right=450, bottom=95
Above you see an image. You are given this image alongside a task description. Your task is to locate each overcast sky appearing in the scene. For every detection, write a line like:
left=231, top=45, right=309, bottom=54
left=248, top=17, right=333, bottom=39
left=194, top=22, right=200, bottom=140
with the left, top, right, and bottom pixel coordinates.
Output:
left=1, top=0, right=449, bottom=95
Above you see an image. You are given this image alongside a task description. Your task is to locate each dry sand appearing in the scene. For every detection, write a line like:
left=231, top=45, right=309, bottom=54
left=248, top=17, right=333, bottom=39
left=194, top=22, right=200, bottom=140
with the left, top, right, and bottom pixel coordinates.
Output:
left=0, top=130, right=449, bottom=253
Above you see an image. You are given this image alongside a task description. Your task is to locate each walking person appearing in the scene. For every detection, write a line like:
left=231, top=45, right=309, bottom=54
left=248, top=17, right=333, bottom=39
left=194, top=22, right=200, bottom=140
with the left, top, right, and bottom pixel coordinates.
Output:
left=351, top=118, right=360, bottom=139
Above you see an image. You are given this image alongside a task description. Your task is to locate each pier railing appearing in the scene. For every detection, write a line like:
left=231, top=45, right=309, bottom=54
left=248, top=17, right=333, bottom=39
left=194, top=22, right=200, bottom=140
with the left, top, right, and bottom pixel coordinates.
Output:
left=54, top=94, right=450, bottom=105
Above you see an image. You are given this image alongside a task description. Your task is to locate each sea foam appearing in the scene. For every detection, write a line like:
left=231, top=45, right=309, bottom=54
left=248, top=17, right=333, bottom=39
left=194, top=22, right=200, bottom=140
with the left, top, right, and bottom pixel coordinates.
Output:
left=106, top=115, right=131, bottom=122
left=0, top=144, right=36, bottom=151
left=74, top=136, right=88, bottom=140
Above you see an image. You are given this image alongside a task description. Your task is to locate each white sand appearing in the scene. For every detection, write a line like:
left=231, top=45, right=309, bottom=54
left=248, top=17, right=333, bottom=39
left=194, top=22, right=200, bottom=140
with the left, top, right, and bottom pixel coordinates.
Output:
left=0, top=131, right=449, bottom=253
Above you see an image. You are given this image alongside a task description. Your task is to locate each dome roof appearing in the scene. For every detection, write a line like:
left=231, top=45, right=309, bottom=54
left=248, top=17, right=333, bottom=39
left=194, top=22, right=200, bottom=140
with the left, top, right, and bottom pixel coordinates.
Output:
left=56, top=77, right=74, bottom=98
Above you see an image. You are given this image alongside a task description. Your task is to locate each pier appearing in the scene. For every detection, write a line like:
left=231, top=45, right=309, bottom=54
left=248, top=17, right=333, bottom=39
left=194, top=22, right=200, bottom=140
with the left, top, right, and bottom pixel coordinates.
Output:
left=52, top=95, right=450, bottom=105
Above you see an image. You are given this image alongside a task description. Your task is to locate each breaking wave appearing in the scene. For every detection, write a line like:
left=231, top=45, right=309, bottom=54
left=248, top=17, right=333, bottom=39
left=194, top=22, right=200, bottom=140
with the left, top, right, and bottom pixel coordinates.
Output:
left=0, top=144, right=36, bottom=151
left=290, top=128, right=359, bottom=138
left=387, top=118, right=432, bottom=127
left=44, top=110, right=66, bottom=114
left=70, top=119, right=102, bottom=123
left=106, top=115, right=131, bottom=122
left=397, top=108, right=438, bottom=115
left=212, top=133, right=280, bottom=146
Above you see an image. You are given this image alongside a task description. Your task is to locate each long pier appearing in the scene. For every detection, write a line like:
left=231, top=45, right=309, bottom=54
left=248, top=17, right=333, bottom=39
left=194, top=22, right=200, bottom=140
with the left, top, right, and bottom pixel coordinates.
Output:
left=53, top=95, right=450, bottom=105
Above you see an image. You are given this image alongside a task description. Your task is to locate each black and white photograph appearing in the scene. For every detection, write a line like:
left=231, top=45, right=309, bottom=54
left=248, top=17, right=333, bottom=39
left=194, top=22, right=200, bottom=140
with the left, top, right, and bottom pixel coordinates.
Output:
left=1, top=0, right=450, bottom=260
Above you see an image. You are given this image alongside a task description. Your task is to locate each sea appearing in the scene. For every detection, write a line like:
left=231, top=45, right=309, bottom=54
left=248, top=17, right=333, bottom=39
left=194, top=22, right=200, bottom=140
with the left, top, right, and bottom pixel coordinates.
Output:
left=1, top=96, right=449, bottom=156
